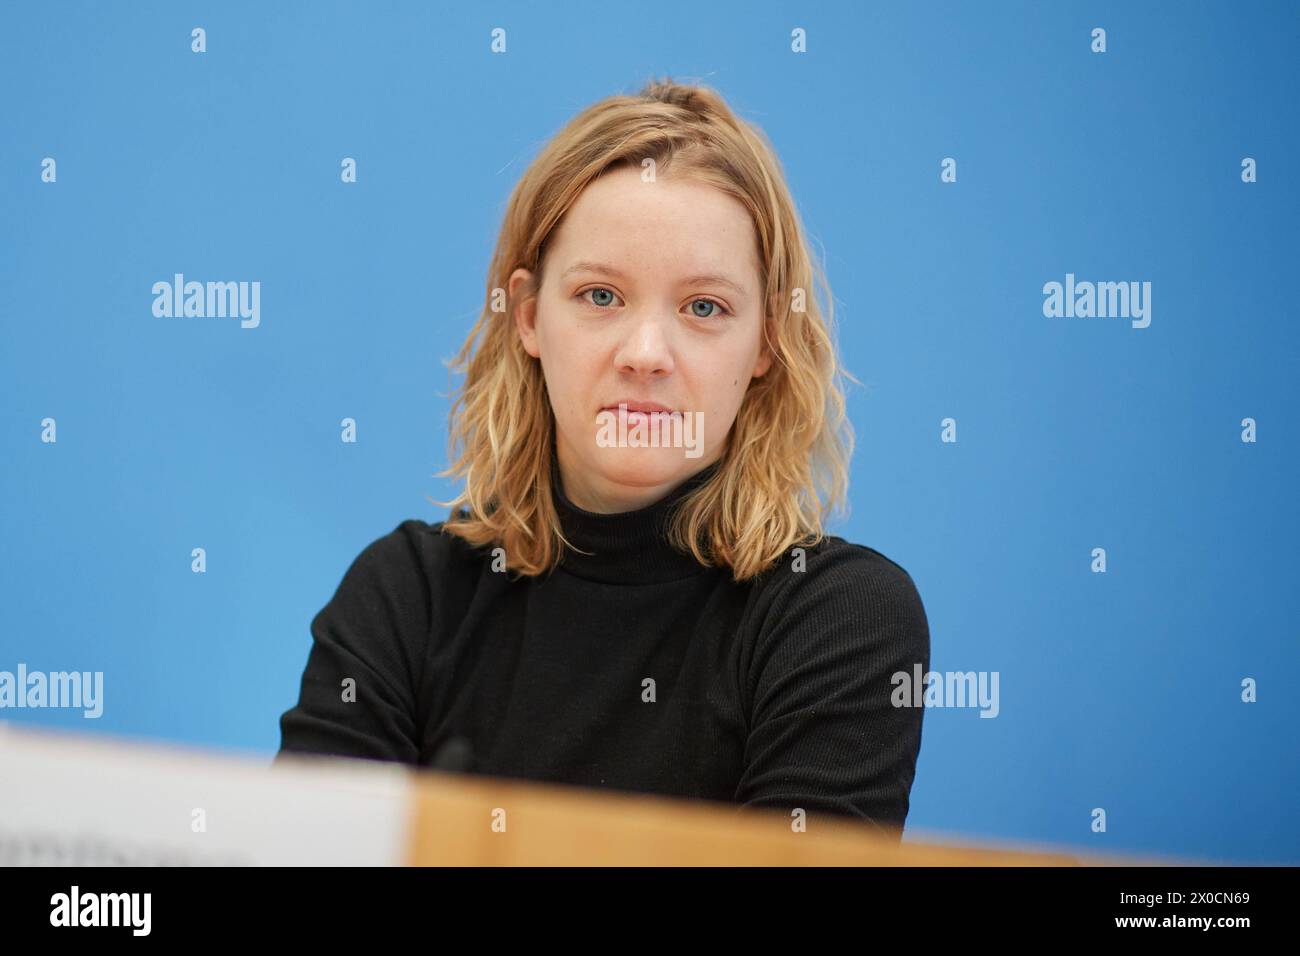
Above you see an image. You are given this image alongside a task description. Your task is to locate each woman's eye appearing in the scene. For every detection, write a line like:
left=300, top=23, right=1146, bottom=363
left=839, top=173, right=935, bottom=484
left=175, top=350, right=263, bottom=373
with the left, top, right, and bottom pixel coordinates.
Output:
left=689, top=298, right=728, bottom=319
left=577, top=288, right=728, bottom=318
left=580, top=287, right=619, bottom=308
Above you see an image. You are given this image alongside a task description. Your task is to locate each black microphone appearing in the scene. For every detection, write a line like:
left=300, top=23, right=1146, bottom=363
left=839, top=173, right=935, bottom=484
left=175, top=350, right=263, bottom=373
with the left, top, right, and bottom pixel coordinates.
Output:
left=427, top=735, right=475, bottom=773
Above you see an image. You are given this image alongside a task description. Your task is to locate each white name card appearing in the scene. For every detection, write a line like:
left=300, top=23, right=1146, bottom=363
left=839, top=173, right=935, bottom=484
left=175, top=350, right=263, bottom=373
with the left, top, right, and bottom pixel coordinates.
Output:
left=0, top=722, right=412, bottom=866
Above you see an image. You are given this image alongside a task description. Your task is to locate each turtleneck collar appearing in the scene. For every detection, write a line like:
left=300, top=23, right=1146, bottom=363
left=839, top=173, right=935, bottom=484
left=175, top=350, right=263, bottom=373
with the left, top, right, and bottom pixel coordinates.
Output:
left=550, top=459, right=721, bottom=585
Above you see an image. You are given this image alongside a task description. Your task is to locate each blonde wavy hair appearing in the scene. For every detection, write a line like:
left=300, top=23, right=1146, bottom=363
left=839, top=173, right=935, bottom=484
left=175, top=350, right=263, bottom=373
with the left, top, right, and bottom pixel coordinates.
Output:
left=435, top=78, right=855, bottom=582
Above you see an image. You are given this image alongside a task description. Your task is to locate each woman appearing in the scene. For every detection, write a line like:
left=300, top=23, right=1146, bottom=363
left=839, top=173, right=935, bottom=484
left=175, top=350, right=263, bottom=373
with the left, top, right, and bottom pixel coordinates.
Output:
left=278, top=79, right=931, bottom=836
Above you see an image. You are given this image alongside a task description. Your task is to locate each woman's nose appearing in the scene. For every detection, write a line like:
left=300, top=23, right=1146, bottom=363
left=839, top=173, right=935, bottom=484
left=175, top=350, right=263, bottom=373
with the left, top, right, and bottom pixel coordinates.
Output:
left=614, top=315, right=675, bottom=377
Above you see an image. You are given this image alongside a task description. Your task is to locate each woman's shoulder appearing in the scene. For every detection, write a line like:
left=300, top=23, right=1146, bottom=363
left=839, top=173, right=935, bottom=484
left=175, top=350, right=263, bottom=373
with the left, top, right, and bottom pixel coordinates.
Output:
left=756, top=533, right=923, bottom=598
left=348, top=517, right=494, bottom=579
left=746, top=534, right=929, bottom=651
left=315, top=518, right=498, bottom=652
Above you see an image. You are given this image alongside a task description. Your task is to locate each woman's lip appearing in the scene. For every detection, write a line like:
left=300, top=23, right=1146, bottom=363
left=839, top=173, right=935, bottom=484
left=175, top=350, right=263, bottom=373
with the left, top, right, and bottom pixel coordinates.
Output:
left=601, top=402, right=676, bottom=414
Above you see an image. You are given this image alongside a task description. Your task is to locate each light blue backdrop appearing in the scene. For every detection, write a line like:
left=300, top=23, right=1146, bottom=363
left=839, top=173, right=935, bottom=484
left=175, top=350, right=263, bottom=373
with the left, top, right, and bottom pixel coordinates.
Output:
left=2, top=0, right=1296, bottom=864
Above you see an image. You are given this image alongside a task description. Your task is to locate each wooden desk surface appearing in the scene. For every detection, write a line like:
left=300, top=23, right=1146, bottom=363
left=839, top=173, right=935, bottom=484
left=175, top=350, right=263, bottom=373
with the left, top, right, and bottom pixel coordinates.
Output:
left=407, top=771, right=1161, bottom=866
left=0, top=724, right=1180, bottom=866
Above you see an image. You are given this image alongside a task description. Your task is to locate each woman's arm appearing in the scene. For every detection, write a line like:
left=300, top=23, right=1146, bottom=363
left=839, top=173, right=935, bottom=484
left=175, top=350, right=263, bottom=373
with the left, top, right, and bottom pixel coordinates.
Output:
left=275, top=524, right=433, bottom=765
left=734, top=544, right=931, bottom=836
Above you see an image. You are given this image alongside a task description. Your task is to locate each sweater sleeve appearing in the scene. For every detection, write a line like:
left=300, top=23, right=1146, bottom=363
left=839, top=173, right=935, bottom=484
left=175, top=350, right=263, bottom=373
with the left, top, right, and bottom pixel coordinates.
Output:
left=734, top=544, right=930, bottom=836
left=275, top=523, right=432, bottom=765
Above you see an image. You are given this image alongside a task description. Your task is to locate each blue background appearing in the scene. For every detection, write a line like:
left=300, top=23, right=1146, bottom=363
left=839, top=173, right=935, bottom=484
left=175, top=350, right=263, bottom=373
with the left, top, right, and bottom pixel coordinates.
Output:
left=2, top=0, right=1296, bottom=864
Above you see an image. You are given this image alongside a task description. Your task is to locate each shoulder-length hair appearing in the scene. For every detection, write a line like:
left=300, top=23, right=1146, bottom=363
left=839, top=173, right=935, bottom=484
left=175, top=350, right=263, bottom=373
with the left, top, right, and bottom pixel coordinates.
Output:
left=435, top=78, right=855, bottom=582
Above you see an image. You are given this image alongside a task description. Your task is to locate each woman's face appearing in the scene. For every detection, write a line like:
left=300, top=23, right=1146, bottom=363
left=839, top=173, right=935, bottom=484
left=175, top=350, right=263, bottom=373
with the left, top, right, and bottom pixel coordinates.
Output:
left=510, top=165, right=772, bottom=514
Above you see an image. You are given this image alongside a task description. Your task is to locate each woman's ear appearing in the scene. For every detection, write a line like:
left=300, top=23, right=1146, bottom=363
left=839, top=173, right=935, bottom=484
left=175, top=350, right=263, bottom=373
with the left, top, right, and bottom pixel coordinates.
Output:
left=509, top=267, right=541, bottom=358
left=752, top=316, right=774, bottom=377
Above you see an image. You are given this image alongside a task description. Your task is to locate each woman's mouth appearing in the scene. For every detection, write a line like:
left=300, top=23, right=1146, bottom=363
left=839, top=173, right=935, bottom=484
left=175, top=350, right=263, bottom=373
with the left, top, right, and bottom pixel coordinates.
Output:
left=601, top=400, right=676, bottom=415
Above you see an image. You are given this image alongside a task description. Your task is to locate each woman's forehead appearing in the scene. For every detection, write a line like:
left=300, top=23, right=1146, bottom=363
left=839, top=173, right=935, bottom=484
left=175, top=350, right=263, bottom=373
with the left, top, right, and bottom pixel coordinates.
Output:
left=546, top=172, right=762, bottom=285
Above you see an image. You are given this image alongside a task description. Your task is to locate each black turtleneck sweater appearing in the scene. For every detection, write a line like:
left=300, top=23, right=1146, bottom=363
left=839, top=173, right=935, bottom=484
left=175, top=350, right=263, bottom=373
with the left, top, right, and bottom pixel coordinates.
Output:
left=277, top=465, right=930, bottom=834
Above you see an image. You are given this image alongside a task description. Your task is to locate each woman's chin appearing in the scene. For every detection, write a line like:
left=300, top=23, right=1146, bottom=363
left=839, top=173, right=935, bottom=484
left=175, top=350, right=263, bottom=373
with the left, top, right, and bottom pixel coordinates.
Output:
left=590, top=448, right=702, bottom=488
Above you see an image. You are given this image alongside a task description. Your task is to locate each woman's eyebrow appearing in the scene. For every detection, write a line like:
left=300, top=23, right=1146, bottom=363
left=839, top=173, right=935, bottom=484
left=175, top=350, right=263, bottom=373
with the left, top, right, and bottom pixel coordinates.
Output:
left=560, top=260, right=748, bottom=296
